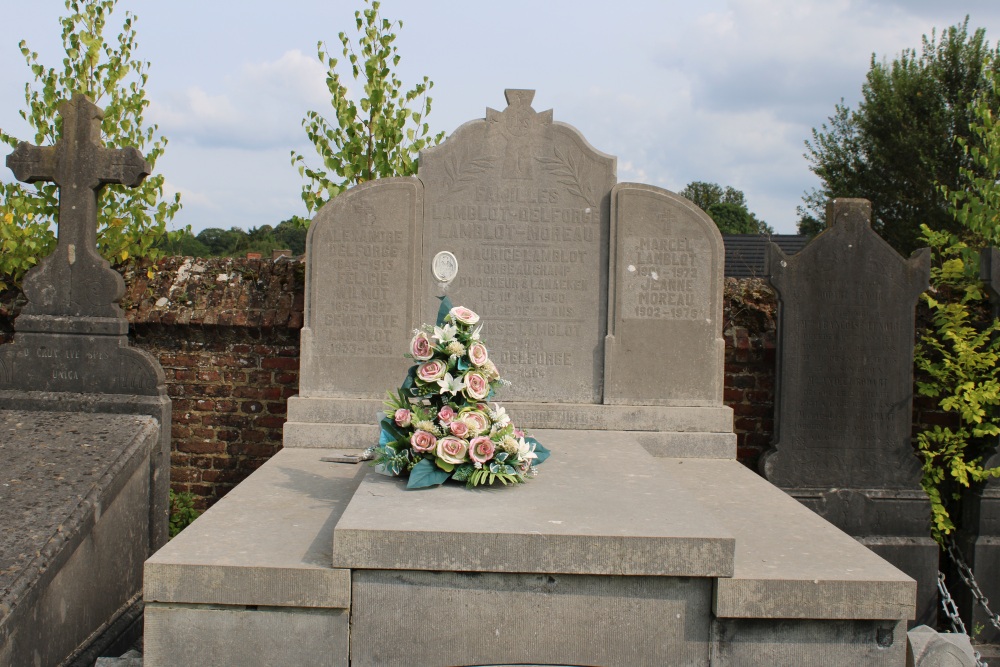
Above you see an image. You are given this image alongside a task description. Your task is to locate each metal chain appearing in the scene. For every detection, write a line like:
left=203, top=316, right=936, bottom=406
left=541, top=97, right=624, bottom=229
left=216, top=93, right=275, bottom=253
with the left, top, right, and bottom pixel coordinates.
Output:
left=939, top=570, right=970, bottom=635
left=945, top=538, right=1000, bottom=632
left=937, top=571, right=987, bottom=667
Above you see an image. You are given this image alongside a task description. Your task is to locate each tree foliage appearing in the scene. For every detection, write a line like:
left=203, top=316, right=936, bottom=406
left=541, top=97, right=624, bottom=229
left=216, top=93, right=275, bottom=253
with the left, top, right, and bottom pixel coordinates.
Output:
left=291, top=0, right=444, bottom=216
left=0, top=0, right=181, bottom=289
left=156, top=218, right=308, bottom=258
left=680, top=181, right=773, bottom=234
left=913, top=74, right=1000, bottom=542
left=802, top=18, right=999, bottom=253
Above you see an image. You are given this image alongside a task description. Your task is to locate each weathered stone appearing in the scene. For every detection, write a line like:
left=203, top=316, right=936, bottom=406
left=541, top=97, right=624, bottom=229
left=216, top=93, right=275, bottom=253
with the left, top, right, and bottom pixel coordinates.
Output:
left=350, top=570, right=712, bottom=667
left=143, top=448, right=362, bottom=667
left=298, top=178, right=423, bottom=398
left=713, top=619, right=907, bottom=666
left=605, top=183, right=725, bottom=406
left=332, top=431, right=735, bottom=577
left=419, top=89, right=615, bottom=403
left=906, top=625, right=977, bottom=666
left=762, top=198, right=936, bottom=624
left=0, top=411, right=158, bottom=667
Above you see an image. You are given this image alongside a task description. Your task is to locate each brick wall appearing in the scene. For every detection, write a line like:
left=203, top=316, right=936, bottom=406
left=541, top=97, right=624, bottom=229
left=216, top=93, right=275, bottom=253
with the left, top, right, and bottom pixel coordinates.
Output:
left=1, top=259, right=781, bottom=509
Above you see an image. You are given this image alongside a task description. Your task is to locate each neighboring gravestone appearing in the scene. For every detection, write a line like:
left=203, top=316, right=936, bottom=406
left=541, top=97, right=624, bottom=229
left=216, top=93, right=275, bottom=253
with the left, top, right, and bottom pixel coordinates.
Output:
left=0, top=94, right=170, bottom=662
left=762, top=198, right=936, bottom=624
left=950, top=246, right=1000, bottom=643
left=285, top=89, right=733, bottom=454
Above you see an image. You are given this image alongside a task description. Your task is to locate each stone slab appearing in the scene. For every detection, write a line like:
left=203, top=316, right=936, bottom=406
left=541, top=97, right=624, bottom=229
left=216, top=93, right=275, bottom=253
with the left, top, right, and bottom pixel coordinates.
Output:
left=637, top=431, right=737, bottom=458
left=712, top=618, right=907, bottom=666
left=0, top=410, right=157, bottom=667
left=145, top=447, right=365, bottom=608
left=286, top=395, right=732, bottom=435
left=333, top=430, right=734, bottom=577
left=143, top=604, right=348, bottom=667
left=419, top=89, right=616, bottom=404
left=654, top=457, right=917, bottom=620
left=350, top=569, right=712, bottom=667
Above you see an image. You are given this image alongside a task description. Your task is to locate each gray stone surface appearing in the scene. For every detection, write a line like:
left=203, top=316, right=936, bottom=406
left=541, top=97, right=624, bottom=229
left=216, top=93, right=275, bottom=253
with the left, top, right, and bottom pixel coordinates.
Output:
left=286, top=88, right=731, bottom=451
left=95, top=649, right=143, bottom=666
left=762, top=198, right=935, bottom=624
left=299, top=178, right=423, bottom=399
left=1, top=93, right=171, bottom=552
left=419, top=89, right=616, bottom=404
left=333, top=431, right=735, bottom=577
left=6, top=94, right=148, bottom=323
left=144, top=605, right=348, bottom=667
left=0, top=411, right=157, bottom=667
left=145, top=447, right=364, bottom=608
left=605, top=183, right=725, bottom=406
left=350, top=569, right=712, bottom=667
left=660, top=455, right=916, bottom=620
left=906, top=625, right=977, bottom=666
left=712, top=618, right=908, bottom=666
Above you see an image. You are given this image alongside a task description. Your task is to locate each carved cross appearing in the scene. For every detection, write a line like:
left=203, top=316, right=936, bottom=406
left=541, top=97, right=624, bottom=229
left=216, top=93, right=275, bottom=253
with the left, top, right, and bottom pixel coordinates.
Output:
left=6, top=93, right=149, bottom=318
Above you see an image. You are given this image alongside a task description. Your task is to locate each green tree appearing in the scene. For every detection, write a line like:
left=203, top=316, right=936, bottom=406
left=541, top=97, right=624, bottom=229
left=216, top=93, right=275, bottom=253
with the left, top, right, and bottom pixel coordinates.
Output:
left=802, top=18, right=999, bottom=253
left=680, top=181, right=773, bottom=234
left=0, top=0, right=181, bottom=289
left=291, top=0, right=445, bottom=216
left=914, top=73, right=1000, bottom=541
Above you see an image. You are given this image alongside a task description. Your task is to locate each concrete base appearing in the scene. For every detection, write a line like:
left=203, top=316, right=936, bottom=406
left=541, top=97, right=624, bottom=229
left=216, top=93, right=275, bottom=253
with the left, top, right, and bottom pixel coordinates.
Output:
left=146, top=430, right=917, bottom=666
left=0, top=411, right=159, bottom=667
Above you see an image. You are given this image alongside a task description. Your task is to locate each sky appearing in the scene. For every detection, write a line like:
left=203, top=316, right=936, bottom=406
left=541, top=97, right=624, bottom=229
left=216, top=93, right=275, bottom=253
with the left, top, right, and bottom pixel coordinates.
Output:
left=2, top=1, right=1000, bottom=235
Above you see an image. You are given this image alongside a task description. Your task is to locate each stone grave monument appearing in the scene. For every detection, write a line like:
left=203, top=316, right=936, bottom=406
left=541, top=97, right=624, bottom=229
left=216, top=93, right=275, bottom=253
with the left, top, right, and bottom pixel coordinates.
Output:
left=146, top=90, right=916, bottom=666
left=948, top=246, right=1000, bottom=644
left=762, top=198, right=936, bottom=625
left=0, top=94, right=170, bottom=665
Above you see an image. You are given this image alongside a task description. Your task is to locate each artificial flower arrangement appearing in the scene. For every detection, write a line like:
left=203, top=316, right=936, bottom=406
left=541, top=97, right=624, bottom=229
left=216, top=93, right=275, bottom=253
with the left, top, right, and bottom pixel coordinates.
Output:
left=372, top=297, right=549, bottom=489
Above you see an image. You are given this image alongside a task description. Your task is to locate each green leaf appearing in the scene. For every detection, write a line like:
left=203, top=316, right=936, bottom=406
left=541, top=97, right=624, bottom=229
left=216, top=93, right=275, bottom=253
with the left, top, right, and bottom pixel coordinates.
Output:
left=406, top=457, right=450, bottom=489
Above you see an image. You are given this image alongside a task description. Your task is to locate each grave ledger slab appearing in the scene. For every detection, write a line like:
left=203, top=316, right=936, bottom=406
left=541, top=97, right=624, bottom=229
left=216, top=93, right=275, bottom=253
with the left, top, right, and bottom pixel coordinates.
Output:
left=763, top=198, right=937, bottom=625
left=284, top=89, right=734, bottom=455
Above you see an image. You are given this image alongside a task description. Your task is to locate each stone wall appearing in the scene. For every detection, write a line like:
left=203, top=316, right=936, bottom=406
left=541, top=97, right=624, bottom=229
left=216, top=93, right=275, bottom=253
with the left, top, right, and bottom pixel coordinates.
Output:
left=3, top=257, right=779, bottom=509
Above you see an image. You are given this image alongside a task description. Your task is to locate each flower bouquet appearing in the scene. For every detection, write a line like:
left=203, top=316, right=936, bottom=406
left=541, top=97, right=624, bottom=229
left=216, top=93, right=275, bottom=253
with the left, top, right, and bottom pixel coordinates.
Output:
left=372, top=297, right=549, bottom=489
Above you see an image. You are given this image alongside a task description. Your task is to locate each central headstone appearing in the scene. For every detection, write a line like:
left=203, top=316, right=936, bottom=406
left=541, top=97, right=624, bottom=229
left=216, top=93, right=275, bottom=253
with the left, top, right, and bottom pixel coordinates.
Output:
left=286, top=89, right=732, bottom=453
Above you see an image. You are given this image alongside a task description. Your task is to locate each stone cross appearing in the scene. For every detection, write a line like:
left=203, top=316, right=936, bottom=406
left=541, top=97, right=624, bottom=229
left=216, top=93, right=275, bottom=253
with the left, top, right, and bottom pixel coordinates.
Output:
left=6, top=93, right=149, bottom=320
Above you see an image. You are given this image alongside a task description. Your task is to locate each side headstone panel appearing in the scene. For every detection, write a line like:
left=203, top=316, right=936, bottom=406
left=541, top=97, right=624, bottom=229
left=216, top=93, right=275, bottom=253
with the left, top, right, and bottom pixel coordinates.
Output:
left=300, top=178, right=423, bottom=398
left=418, top=90, right=615, bottom=404
left=605, top=184, right=724, bottom=406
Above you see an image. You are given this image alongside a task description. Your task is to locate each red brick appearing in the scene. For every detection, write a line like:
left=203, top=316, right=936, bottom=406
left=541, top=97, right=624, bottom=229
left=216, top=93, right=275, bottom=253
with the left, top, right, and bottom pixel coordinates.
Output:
left=262, top=357, right=298, bottom=370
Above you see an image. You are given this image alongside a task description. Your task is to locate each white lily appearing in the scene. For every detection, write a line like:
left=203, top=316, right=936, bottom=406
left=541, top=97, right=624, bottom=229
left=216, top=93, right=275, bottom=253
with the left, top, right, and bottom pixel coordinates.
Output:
left=489, top=403, right=510, bottom=427
left=470, top=324, right=483, bottom=341
left=437, top=372, right=466, bottom=396
left=516, top=436, right=538, bottom=461
left=433, top=323, right=458, bottom=344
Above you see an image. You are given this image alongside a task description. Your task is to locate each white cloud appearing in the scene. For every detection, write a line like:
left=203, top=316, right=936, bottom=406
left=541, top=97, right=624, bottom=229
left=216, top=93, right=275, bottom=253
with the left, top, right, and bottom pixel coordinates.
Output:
left=150, top=49, right=328, bottom=150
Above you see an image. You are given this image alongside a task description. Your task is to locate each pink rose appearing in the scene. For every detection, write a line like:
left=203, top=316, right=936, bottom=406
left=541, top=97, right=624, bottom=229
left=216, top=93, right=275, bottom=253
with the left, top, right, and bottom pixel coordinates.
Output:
left=394, top=409, right=412, bottom=428
left=416, top=359, right=446, bottom=383
left=449, top=306, right=480, bottom=325
left=464, top=372, right=490, bottom=400
left=461, top=410, right=490, bottom=435
left=438, top=405, right=456, bottom=425
left=514, top=428, right=525, bottom=438
left=449, top=420, right=470, bottom=438
left=410, top=430, right=437, bottom=453
left=469, top=436, right=495, bottom=464
left=468, top=342, right=489, bottom=367
left=410, top=332, right=433, bottom=361
left=437, top=436, right=469, bottom=465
